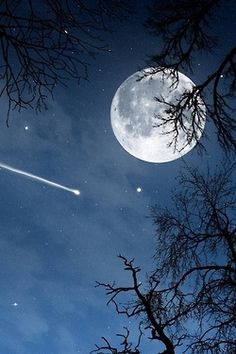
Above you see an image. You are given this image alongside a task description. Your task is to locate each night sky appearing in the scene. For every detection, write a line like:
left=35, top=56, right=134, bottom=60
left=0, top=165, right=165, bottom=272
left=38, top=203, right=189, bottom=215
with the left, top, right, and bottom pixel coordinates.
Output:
left=0, top=2, right=235, bottom=354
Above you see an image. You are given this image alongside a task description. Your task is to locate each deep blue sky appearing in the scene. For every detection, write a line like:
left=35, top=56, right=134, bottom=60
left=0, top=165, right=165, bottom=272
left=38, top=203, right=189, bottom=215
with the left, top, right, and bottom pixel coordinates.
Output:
left=0, top=1, right=235, bottom=353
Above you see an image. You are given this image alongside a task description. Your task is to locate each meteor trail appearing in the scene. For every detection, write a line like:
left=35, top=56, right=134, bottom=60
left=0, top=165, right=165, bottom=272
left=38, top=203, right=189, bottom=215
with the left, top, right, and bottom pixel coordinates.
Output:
left=0, top=163, right=80, bottom=196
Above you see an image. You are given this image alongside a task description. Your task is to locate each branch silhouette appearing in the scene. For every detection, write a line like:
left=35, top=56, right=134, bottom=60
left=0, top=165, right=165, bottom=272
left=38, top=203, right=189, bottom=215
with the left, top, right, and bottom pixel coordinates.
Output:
left=93, top=163, right=236, bottom=354
left=0, top=0, right=131, bottom=124
left=145, top=0, right=236, bottom=152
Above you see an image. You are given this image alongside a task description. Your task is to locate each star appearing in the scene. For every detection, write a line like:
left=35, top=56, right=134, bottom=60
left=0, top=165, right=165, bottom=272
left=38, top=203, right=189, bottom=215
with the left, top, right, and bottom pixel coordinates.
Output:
left=136, top=187, right=142, bottom=193
left=24, top=125, right=29, bottom=130
left=12, top=302, right=18, bottom=307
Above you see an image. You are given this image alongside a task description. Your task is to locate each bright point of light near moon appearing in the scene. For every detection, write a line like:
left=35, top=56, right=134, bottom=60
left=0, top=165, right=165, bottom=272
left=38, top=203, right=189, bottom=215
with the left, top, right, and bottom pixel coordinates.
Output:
left=111, top=68, right=206, bottom=163
left=24, top=125, right=29, bottom=130
left=136, top=187, right=142, bottom=193
left=12, top=302, right=18, bottom=307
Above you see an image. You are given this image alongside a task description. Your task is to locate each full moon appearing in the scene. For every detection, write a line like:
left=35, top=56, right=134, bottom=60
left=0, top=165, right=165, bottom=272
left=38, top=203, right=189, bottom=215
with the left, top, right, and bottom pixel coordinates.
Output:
left=110, top=68, right=206, bottom=163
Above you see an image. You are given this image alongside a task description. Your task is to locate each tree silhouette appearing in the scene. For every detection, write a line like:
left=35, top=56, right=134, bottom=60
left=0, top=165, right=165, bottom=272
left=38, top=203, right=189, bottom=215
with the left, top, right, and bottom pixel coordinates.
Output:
left=144, top=0, right=236, bottom=152
left=92, top=163, right=236, bottom=354
left=0, top=0, right=130, bottom=124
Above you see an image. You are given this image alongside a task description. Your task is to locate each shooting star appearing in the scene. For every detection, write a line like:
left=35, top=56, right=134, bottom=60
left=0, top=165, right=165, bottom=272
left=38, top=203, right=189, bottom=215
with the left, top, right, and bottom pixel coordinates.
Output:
left=0, top=163, right=80, bottom=196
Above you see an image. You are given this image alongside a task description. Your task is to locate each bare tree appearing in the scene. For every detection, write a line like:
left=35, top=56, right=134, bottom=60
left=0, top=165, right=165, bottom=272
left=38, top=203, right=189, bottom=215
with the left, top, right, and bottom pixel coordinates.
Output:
left=144, top=0, right=236, bottom=152
left=92, top=163, right=236, bottom=354
left=0, top=0, right=131, bottom=124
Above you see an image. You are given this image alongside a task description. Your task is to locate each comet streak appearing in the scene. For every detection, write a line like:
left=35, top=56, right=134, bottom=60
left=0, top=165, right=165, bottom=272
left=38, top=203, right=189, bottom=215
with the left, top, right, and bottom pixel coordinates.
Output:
left=0, top=163, right=80, bottom=196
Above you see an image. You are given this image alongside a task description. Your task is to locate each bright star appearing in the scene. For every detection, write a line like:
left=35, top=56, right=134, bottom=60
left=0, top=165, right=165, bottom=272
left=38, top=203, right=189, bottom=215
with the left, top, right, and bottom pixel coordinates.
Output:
left=12, top=302, right=18, bottom=307
left=136, top=187, right=142, bottom=193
